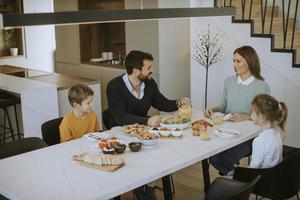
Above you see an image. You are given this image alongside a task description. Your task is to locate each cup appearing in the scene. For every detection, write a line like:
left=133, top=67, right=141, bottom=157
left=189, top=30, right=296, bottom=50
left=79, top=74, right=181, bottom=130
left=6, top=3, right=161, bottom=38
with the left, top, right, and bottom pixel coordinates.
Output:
left=199, top=126, right=211, bottom=140
left=211, top=113, right=223, bottom=125
left=102, top=52, right=108, bottom=60
left=107, top=52, right=113, bottom=60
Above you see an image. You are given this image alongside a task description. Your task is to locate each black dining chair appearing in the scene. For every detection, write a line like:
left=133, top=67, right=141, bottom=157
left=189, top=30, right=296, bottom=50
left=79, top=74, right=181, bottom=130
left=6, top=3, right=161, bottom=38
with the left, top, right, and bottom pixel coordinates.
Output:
left=233, top=145, right=300, bottom=200
left=41, top=117, right=63, bottom=146
left=205, top=175, right=260, bottom=200
left=0, top=137, right=47, bottom=159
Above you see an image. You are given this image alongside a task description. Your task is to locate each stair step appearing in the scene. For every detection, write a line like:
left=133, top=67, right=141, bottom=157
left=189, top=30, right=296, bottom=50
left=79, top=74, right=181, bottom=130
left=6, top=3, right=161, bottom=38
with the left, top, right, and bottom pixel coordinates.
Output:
left=297, top=48, right=300, bottom=64
left=216, top=0, right=261, bottom=7
left=235, top=5, right=279, bottom=20
left=273, top=31, right=300, bottom=49
left=253, top=18, right=295, bottom=34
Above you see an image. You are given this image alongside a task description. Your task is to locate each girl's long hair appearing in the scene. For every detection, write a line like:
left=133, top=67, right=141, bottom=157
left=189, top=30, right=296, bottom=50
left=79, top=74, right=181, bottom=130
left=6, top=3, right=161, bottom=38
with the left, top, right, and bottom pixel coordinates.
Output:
left=252, top=94, right=288, bottom=133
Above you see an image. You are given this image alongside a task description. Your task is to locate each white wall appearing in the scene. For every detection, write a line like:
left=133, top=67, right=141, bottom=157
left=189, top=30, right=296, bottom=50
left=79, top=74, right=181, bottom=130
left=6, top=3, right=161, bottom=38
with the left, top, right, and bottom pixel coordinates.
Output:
left=0, top=0, right=56, bottom=73
left=125, top=0, right=190, bottom=99
left=190, top=16, right=300, bottom=147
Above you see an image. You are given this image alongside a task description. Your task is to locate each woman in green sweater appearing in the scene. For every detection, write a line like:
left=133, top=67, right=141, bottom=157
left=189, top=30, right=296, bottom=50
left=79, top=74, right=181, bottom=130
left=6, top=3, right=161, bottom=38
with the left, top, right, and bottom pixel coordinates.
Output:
left=204, top=45, right=270, bottom=176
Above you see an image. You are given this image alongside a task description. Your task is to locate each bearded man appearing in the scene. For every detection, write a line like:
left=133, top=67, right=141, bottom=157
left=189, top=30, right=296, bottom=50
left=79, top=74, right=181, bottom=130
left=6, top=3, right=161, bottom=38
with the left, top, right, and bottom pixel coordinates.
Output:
left=106, top=50, right=190, bottom=128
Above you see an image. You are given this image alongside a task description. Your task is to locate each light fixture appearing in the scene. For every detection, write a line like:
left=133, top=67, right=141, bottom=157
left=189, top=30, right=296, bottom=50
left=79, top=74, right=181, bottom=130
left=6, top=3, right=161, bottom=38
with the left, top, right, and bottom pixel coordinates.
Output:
left=0, top=7, right=235, bottom=28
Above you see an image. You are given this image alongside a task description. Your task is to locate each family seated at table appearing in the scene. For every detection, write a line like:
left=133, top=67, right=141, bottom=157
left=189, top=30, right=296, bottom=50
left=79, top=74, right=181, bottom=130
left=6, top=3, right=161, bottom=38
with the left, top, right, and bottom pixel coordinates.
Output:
left=58, top=47, right=288, bottom=200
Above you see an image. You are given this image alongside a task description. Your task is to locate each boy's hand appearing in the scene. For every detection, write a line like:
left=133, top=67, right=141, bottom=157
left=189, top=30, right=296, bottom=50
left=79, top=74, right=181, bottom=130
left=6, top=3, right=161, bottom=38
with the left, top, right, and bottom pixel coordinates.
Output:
left=147, top=115, right=161, bottom=127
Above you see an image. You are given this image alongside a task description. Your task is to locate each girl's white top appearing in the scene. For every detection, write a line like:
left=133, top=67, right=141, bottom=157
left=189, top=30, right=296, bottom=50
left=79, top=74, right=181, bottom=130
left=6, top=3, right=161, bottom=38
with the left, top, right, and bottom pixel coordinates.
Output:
left=250, top=128, right=283, bottom=168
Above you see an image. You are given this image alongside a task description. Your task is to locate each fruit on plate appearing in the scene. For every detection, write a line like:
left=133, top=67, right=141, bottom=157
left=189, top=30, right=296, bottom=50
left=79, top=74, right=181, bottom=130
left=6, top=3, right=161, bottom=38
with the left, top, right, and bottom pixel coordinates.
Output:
left=99, top=139, right=108, bottom=150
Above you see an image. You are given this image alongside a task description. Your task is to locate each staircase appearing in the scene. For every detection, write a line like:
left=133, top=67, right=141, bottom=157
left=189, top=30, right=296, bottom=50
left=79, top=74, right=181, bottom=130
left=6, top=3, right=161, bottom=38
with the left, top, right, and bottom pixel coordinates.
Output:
left=215, top=0, right=300, bottom=67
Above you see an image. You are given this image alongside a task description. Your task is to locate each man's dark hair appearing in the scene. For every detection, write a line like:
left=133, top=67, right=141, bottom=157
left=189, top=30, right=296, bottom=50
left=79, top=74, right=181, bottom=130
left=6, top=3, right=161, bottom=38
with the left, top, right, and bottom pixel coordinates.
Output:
left=124, top=50, right=153, bottom=74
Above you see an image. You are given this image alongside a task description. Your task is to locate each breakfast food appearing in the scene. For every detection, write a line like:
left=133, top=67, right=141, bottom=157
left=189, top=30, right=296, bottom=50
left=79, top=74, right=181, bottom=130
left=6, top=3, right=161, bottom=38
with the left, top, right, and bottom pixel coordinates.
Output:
left=178, top=105, right=192, bottom=119
left=129, top=142, right=142, bottom=152
left=140, top=132, right=157, bottom=140
left=74, top=152, right=124, bottom=166
left=122, top=124, right=149, bottom=136
left=162, top=115, right=190, bottom=124
left=192, top=119, right=213, bottom=136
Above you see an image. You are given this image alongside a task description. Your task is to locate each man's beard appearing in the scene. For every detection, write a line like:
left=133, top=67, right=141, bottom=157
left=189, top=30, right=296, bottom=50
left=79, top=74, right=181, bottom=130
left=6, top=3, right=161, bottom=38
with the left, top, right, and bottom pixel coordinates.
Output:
left=138, top=73, right=152, bottom=81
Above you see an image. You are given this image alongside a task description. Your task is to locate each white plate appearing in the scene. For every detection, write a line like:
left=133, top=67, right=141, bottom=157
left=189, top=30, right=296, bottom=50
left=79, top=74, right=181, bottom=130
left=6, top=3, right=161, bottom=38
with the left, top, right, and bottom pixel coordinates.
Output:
left=83, top=132, right=110, bottom=143
left=214, top=128, right=241, bottom=139
left=160, top=122, right=190, bottom=130
left=223, top=114, right=232, bottom=121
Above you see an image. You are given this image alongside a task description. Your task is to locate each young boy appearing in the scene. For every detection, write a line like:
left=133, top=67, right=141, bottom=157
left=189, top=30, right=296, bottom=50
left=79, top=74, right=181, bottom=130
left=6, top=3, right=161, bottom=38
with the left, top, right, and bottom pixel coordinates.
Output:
left=59, top=84, right=100, bottom=142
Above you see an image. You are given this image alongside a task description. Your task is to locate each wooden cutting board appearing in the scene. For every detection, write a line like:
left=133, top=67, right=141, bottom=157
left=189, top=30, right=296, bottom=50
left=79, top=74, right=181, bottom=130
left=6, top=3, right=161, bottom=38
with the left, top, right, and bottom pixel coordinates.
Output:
left=72, top=154, right=125, bottom=172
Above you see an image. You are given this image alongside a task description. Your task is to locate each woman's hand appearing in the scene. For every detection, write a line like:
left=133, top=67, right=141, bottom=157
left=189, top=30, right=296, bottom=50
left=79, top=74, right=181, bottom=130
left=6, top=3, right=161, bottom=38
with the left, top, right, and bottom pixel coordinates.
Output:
left=204, top=108, right=214, bottom=117
left=229, top=113, right=251, bottom=122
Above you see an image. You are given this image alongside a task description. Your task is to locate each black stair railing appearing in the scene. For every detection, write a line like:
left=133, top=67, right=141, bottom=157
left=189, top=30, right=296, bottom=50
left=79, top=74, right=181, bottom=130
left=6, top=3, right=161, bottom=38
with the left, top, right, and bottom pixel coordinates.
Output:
left=214, top=0, right=299, bottom=51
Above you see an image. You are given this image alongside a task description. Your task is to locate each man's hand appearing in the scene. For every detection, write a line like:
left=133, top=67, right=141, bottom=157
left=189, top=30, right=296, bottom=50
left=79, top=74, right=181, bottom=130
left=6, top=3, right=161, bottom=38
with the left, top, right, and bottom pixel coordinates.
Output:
left=147, top=115, right=161, bottom=127
left=229, top=114, right=250, bottom=122
left=181, top=97, right=191, bottom=106
left=204, top=108, right=214, bottom=117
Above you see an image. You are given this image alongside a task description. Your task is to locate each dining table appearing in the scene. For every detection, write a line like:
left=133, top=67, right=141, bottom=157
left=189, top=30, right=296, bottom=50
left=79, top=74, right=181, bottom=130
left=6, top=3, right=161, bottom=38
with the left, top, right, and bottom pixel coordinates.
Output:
left=0, top=109, right=260, bottom=200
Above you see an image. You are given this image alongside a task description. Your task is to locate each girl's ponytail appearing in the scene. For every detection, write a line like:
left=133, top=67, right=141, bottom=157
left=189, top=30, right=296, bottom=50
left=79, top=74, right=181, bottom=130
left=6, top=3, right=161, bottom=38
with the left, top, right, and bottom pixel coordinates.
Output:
left=276, top=102, right=288, bottom=132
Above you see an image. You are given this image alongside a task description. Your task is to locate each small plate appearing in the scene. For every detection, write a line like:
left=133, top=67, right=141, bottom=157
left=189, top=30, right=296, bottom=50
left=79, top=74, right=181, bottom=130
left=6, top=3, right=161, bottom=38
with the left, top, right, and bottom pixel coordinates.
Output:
left=214, top=128, right=241, bottom=139
left=223, top=114, right=232, bottom=121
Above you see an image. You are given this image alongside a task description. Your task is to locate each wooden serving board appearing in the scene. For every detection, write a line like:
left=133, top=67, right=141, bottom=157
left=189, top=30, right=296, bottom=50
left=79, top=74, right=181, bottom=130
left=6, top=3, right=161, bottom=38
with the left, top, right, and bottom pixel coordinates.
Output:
left=72, top=154, right=125, bottom=172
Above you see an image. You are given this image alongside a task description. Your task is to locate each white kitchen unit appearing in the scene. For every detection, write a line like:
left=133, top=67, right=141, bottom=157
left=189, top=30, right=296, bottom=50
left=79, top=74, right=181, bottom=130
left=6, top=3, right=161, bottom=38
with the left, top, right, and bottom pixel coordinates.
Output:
left=0, top=74, right=59, bottom=138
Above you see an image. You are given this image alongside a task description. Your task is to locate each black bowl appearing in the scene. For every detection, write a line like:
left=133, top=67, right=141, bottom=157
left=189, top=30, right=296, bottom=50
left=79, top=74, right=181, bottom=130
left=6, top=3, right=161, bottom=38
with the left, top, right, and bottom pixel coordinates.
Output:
left=102, top=147, right=116, bottom=154
left=114, top=143, right=126, bottom=154
left=129, top=142, right=142, bottom=152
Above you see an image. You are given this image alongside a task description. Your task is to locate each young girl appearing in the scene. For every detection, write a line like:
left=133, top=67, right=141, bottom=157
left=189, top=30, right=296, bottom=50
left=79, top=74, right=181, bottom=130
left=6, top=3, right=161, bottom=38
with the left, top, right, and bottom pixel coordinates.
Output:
left=250, top=94, right=288, bottom=168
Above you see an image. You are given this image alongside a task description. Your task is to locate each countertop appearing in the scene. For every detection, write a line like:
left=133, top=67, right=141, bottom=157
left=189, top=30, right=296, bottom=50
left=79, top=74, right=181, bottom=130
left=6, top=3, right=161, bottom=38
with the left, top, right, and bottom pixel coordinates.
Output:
left=81, top=61, right=125, bottom=70
left=28, top=73, right=100, bottom=90
left=0, top=65, right=100, bottom=90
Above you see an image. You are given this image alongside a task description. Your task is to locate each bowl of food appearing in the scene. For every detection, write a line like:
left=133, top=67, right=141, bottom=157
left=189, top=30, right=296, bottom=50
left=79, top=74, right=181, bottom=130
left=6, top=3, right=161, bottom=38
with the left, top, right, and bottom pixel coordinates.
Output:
left=160, top=115, right=191, bottom=130
left=129, top=142, right=142, bottom=152
left=102, top=147, right=116, bottom=154
left=171, top=128, right=183, bottom=137
left=114, top=143, right=126, bottom=154
left=159, top=127, right=171, bottom=137
left=98, top=139, right=109, bottom=150
left=149, top=127, right=160, bottom=135
left=109, top=137, right=120, bottom=147
left=139, top=133, right=158, bottom=146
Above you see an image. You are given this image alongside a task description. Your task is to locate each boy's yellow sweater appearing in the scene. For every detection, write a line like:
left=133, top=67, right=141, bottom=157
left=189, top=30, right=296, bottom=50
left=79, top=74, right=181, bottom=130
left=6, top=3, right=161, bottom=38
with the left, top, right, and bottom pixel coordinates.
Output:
left=59, top=111, right=100, bottom=142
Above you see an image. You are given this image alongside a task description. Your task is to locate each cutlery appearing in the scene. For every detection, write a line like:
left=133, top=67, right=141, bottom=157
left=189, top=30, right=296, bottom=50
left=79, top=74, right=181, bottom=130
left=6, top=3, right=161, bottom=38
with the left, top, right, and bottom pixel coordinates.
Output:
left=88, top=134, right=102, bottom=140
left=216, top=128, right=239, bottom=136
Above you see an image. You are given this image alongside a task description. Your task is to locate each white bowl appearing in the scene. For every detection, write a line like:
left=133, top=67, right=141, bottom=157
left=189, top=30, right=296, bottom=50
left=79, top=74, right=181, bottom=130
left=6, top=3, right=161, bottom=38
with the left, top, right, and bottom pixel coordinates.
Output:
left=148, top=128, right=160, bottom=136
left=159, top=130, right=170, bottom=137
left=160, top=122, right=190, bottom=130
left=171, top=129, right=183, bottom=137
left=140, top=138, right=158, bottom=146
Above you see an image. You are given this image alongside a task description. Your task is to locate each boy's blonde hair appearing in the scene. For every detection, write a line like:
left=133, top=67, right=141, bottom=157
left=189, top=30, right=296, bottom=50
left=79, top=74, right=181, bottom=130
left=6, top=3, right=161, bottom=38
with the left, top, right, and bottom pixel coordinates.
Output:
left=252, top=94, right=288, bottom=132
left=68, top=84, right=94, bottom=107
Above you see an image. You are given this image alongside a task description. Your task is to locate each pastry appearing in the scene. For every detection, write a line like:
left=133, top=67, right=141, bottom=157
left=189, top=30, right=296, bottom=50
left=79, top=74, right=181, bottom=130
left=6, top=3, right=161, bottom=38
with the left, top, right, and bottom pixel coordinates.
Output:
left=74, top=153, right=124, bottom=166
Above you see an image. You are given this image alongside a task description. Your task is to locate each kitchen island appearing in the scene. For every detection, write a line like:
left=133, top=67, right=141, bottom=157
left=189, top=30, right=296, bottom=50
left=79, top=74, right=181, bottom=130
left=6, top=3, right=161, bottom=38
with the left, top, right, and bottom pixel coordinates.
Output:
left=0, top=65, right=102, bottom=138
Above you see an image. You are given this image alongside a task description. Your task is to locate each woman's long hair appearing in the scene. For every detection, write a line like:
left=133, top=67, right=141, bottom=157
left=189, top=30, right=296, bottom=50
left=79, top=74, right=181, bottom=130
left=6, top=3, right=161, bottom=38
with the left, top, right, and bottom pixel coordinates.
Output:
left=234, top=46, right=264, bottom=81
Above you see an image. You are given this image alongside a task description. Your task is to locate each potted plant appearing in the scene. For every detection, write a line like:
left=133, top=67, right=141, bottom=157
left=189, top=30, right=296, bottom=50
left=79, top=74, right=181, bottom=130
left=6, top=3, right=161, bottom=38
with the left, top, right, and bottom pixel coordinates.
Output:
left=3, top=29, right=18, bottom=56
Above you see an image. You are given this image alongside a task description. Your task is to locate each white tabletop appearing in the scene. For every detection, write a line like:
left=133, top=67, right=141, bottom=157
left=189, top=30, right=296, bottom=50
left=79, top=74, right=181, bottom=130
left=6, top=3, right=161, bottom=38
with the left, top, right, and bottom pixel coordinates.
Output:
left=0, top=110, right=260, bottom=200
